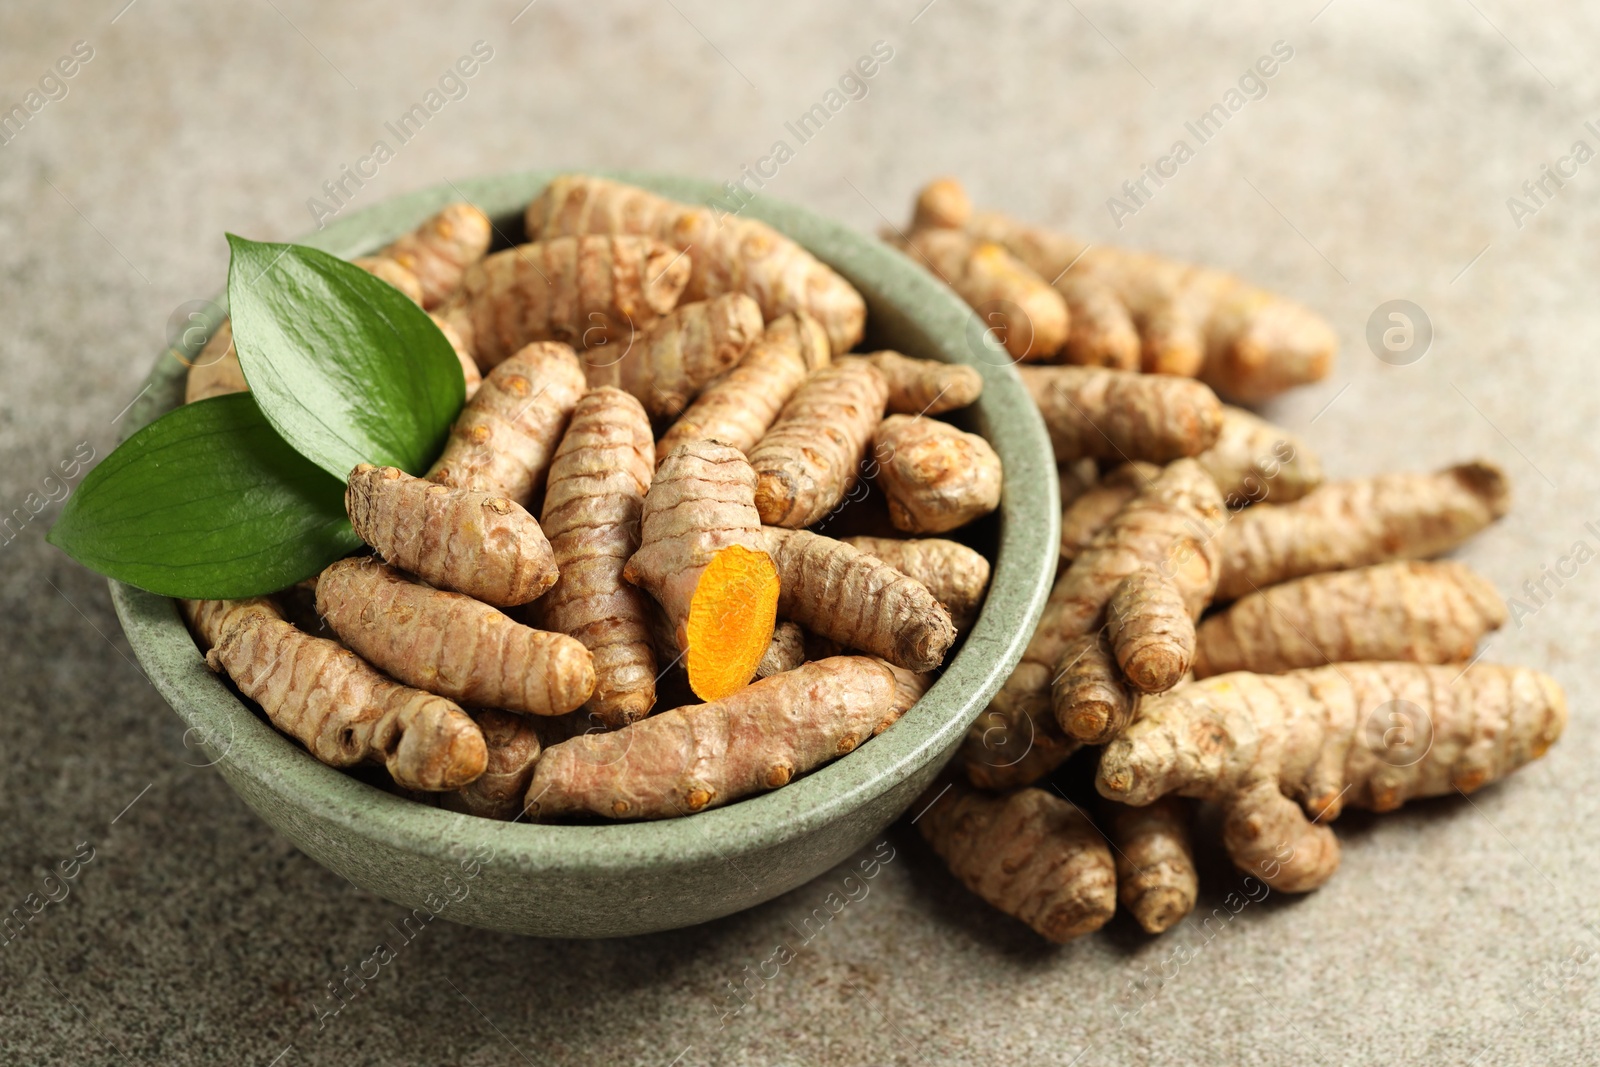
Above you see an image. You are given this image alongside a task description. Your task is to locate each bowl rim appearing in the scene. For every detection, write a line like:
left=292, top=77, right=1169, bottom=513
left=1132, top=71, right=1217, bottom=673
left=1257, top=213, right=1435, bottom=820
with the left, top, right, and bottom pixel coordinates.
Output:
left=110, top=169, right=1060, bottom=878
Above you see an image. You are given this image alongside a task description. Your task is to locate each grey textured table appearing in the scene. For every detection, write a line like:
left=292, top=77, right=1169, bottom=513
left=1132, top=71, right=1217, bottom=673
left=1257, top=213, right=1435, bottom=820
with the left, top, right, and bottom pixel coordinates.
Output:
left=4, top=2, right=1597, bottom=1064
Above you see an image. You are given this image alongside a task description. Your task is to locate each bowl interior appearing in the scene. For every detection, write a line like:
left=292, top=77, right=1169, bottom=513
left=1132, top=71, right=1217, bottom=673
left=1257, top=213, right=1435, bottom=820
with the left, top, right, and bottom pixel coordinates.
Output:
left=109, top=170, right=1059, bottom=925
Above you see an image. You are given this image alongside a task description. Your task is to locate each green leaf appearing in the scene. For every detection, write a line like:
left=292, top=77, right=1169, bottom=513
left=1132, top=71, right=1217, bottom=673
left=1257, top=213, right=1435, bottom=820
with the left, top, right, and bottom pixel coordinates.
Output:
left=226, top=234, right=465, bottom=480
left=47, top=393, right=361, bottom=599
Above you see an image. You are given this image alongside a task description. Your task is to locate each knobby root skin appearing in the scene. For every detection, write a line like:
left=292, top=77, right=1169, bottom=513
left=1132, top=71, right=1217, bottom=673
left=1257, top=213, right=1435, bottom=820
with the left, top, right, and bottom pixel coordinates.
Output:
left=912, top=179, right=1336, bottom=401
left=1197, top=405, right=1323, bottom=507
left=1097, top=662, right=1568, bottom=892
left=1104, top=462, right=1162, bottom=492
left=1107, top=797, right=1197, bottom=934
left=183, top=319, right=248, bottom=403
left=1215, top=461, right=1512, bottom=601
left=1107, top=566, right=1196, bottom=694
left=532, top=387, right=659, bottom=727
left=1104, top=460, right=1162, bottom=491
left=875, top=660, right=934, bottom=735
left=1094, top=258, right=1213, bottom=378
left=426, top=341, right=586, bottom=506
left=441, top=235, right=690, bottom=369
left=1050, top=632, right=1134, bottom=745
left=428, top=313, right=482, bottom=400
left=988, top=460, right=1222, bottom=756
left=345, top=464, right=558, bottom=608
left=525, top=657, right=895, bottom=820
left=1195, top=278, right=1339, bottom=404
left=756, top=621, right=808, bottom=679
left=379, top=201, right=492, bottom=310
left=1055, top=273, right=1142, bottom=370
left=1025, top=458, right=1225, bottom=687
left=1018, top=364, right=1223, bottom=464
left=354, top=255, right=425, bottom=305
left=911, top=179, right=1141, bottom=368
left=316, top=558, right=595, bottom=717
left=622, top=440, right=777, bottom=701
left=441, top=709, right=544, bottom=820
left=892, top=228, right=1068, bottom=360
left=842, top=535, right=991, bottom=634
left=181, top=596, right=282, bottom=651
left=1060, top=462, right=1159, bottom=563
left=751, top=357, right=889, bottom=527
left=872, top=415, right=1002, bottom=535
left=917, top=780, right=1116, bottom=943
left=206, top=612, right=487, bottom=792
left=524, top=174, right=866, bottom=355
left=655, top=312, right=832, bottom=460
left=866, top=351, right=982, bottom=416
left=1058, top=458, right=1100, bottom=513
left=1195, top=560, right=1507, bottom=677
left=959, top=674, right=1079, bottom=790
left=763, top=527, right=956, bottom=673
left=1029, top=207, right=1324, bottom=390
left=585, top=294, right=764, bottom=418
left=910, top=177, right=975, bottom=231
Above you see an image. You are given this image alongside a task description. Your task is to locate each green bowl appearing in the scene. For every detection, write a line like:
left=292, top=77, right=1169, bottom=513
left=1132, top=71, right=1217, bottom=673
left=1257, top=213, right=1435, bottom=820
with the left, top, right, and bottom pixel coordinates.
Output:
left=109, top=170, right=1059, bottom=937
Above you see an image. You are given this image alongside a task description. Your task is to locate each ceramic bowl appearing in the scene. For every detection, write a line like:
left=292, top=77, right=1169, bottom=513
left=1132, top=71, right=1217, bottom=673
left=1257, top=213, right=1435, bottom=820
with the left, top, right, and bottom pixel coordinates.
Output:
left=109, top=170, right=1059, bottom=937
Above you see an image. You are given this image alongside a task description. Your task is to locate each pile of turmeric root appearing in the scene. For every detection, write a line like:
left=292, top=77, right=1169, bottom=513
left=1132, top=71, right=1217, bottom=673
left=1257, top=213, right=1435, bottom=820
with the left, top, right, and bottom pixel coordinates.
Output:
left=179, top=173, right=1566, bottom=945
left=901, top=178, right=1566, bottom=943
left=182, top=174, right=1000, bottom=823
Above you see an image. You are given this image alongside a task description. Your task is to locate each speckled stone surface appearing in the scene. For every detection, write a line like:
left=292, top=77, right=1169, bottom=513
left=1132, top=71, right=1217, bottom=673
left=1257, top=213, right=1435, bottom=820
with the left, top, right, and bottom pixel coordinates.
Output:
left=3, top=1, right=1598, bottom=1064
